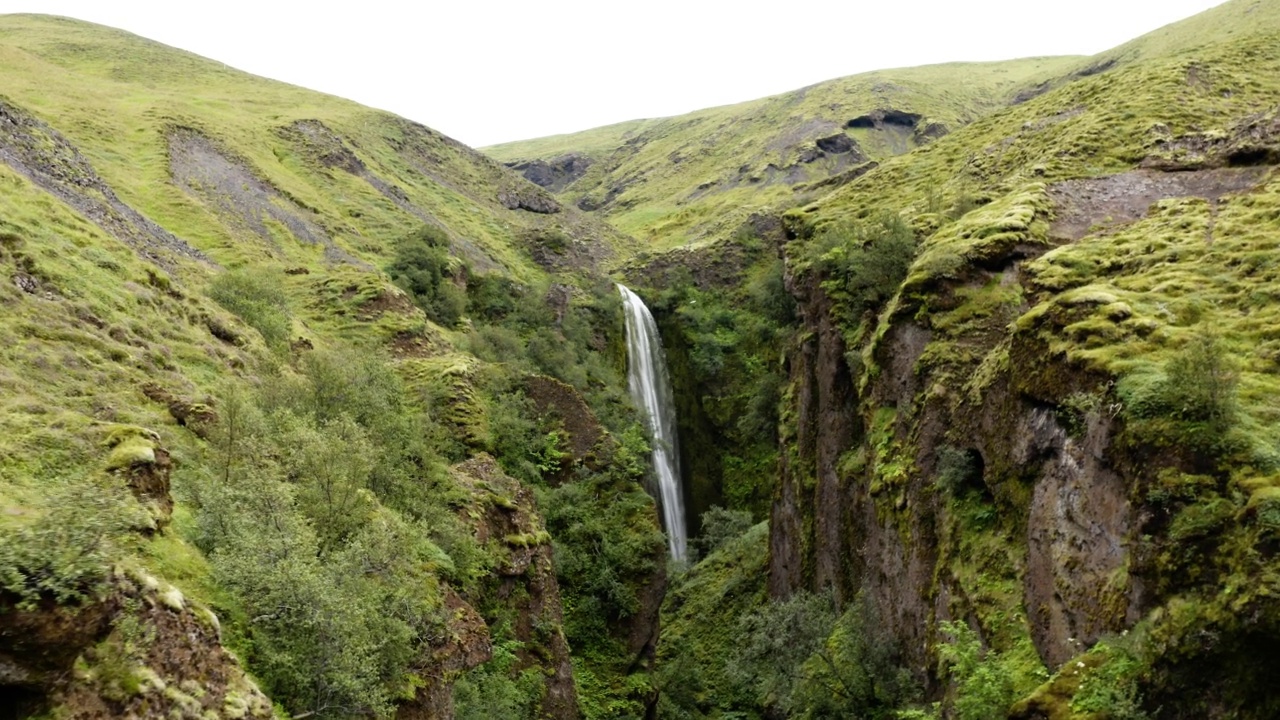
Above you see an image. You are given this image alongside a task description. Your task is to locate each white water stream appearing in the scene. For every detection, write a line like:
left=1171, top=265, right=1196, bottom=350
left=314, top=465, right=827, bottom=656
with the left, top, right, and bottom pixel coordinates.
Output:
left=618, top=284, right=687, bottom=561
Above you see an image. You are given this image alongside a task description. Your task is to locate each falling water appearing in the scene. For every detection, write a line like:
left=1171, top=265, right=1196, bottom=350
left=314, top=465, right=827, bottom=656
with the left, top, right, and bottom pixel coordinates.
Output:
left=617, top=284, right=687, bottom=561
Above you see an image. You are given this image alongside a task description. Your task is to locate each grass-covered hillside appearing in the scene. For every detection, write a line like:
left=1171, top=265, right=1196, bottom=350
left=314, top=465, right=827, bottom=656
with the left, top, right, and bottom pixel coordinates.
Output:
left=0, top=14, right=667, bottom=720
left=484, top=57, right=1080, bottom=250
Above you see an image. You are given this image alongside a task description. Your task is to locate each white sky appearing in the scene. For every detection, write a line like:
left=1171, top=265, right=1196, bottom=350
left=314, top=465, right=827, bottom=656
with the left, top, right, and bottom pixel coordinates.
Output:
left=0, top=0, right=1226, bottom=148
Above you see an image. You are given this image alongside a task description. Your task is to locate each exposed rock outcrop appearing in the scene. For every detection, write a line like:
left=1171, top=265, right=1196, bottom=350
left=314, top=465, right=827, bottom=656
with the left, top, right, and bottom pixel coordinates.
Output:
left=2, top=571, right=273, bottom=720
left=499, top=188, right=562, bottom=214
left=508, top=154, right=593, bottom=193
left=453, top=455, right=579, bottom=719
left=0, top=99, right=208, bottom=270
left=815, top=133, right=857, bottom=154
left=524, top=374, right=610, bottom=483
left=397, top=587, right=492, bottom=720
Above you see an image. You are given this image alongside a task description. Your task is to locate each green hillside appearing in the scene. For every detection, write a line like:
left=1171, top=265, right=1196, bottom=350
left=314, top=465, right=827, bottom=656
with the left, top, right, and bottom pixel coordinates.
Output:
left=485, top=57, right=1080, bottom=250
left=0, top=13, right=663, bottom=720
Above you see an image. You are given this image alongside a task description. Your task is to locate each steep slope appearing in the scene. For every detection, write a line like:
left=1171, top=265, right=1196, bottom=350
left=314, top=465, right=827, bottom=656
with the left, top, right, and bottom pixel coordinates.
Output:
left=0, top=14, right=638, bottom=275
left=589, top=0, right=1280, bottom=718
left=0, top=14, right=664, bottom=720
left=485, top=57, right=1079, bottom=250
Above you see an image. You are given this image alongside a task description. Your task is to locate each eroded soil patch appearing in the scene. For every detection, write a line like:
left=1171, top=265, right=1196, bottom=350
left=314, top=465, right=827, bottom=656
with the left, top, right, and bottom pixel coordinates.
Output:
left=167, top=127, right=362, bottom=265
left=0, top=99, right=207, bottom=269
left=1048, top=166, right=1269, bottom=241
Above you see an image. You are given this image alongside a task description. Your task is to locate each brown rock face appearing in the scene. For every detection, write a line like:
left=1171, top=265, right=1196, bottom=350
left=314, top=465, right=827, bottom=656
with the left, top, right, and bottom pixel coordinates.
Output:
left=1022, top=409, right=1138, bottom=666
left=524, top=375, right=609, bottom=482
left=398, top=587, right=492, bottom=720
left=768, top=268, right=858, bottom=602
left=452, top=455, right=580, bottom=719
left=2, top=574, right=273, bottom=720
left=768, top=232, right=1149, bottom=678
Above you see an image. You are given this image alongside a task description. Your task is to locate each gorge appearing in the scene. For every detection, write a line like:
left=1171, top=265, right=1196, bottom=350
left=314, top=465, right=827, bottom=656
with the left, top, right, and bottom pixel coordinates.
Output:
left=3, top=2, right=1280, bottom=719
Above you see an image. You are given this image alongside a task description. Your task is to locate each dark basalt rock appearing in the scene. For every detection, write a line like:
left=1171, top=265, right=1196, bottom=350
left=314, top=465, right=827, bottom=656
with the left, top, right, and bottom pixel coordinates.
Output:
left=499, top=188, right=561, bottom=214
left=508, top=153, right=593, bottom=193
left=815, top=133, right=856, bottom=154
left=846, top=109, right=923, bottom=130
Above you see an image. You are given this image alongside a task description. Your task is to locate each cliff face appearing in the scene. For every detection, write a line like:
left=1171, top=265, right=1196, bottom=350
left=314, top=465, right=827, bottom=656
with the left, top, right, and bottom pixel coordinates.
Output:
left=451, top=455, right=579, bottom=720
left=768, top=250, right=1144, bottom=669
left=770, top=156, right=1280, bottom=716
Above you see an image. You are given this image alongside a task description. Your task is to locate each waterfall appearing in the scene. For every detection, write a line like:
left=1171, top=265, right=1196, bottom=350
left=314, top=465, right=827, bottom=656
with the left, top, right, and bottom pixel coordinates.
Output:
left=618, top=284, right=687, bottom=561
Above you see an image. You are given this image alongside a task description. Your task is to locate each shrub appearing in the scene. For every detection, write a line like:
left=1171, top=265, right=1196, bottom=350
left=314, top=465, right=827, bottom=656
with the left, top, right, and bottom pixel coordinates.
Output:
left=1161, top=326, right=1238, bottom=430
left=453, top=633, right=543, bottom=720
left=692, top=506, right=754, bottom=560
left=0, top=477, right=145, bottom=608
left=1071, top=637, right=1151, bottom=720
left=937, top=620, right=1017, bottom=720
left=386, top=224, right=465, bottom=326
left=810, top=212, right=917, bottom=319
left=935, top=446, right=981, bottom=498
left=208, top=267, right=292, bottom=349
left=1119, top=324, right=1241, bottom=456
left=792, top=594, right=919, bottom=720
left=187, top=350, right=485, bottom=719
left=730, top=590, right=838, bottom=715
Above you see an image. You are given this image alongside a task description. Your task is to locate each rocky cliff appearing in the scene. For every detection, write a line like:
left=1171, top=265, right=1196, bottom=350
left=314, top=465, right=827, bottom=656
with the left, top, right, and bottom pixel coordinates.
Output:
left=763, top=5, right=1280, bottom=712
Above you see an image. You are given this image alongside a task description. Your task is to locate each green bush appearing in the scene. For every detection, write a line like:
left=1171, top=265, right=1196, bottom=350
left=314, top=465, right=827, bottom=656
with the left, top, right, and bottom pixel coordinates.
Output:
left=187, top=350, right=487, bottom=719
left=730, top=590, right=838, bottom=715
left=729, top=591, right=918, bottom=719
left=208, top=267, right=292, bottom=349
left=692, top=506, right=753, bottom=560
left=793, top=595, right=918, bottom=720
left=0, top=477, right=145, bottom=608
left=453, top=633, right=543, bottom=720
left=937, top=620, right=1017, bottom=720
left=465, top=273, right=521, bottom=322
left=935, top=446, right=981, bottom=498
left=386, top=224, right=465, bottom=326
left=810, top=212, right=917, bottom=320
left=1119, top=324, right=1240, bottom=456
left=1071, top=637, right=1151, bottom=720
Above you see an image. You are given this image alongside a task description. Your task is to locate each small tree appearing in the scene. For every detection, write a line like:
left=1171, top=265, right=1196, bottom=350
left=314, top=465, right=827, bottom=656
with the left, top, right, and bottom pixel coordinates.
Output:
left=1162, top=325, right=1238, bottom=432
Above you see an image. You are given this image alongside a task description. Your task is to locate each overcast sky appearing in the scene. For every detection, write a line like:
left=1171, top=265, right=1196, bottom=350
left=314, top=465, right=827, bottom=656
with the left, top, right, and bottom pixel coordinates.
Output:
left=0, top=1, right=1225, bottom=148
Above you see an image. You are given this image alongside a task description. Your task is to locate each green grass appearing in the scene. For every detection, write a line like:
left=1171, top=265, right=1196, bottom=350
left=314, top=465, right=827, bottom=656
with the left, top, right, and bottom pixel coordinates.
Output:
left=0, top=13, right=635, bottom=278
left=485, top=57, right=1081, bottom=250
